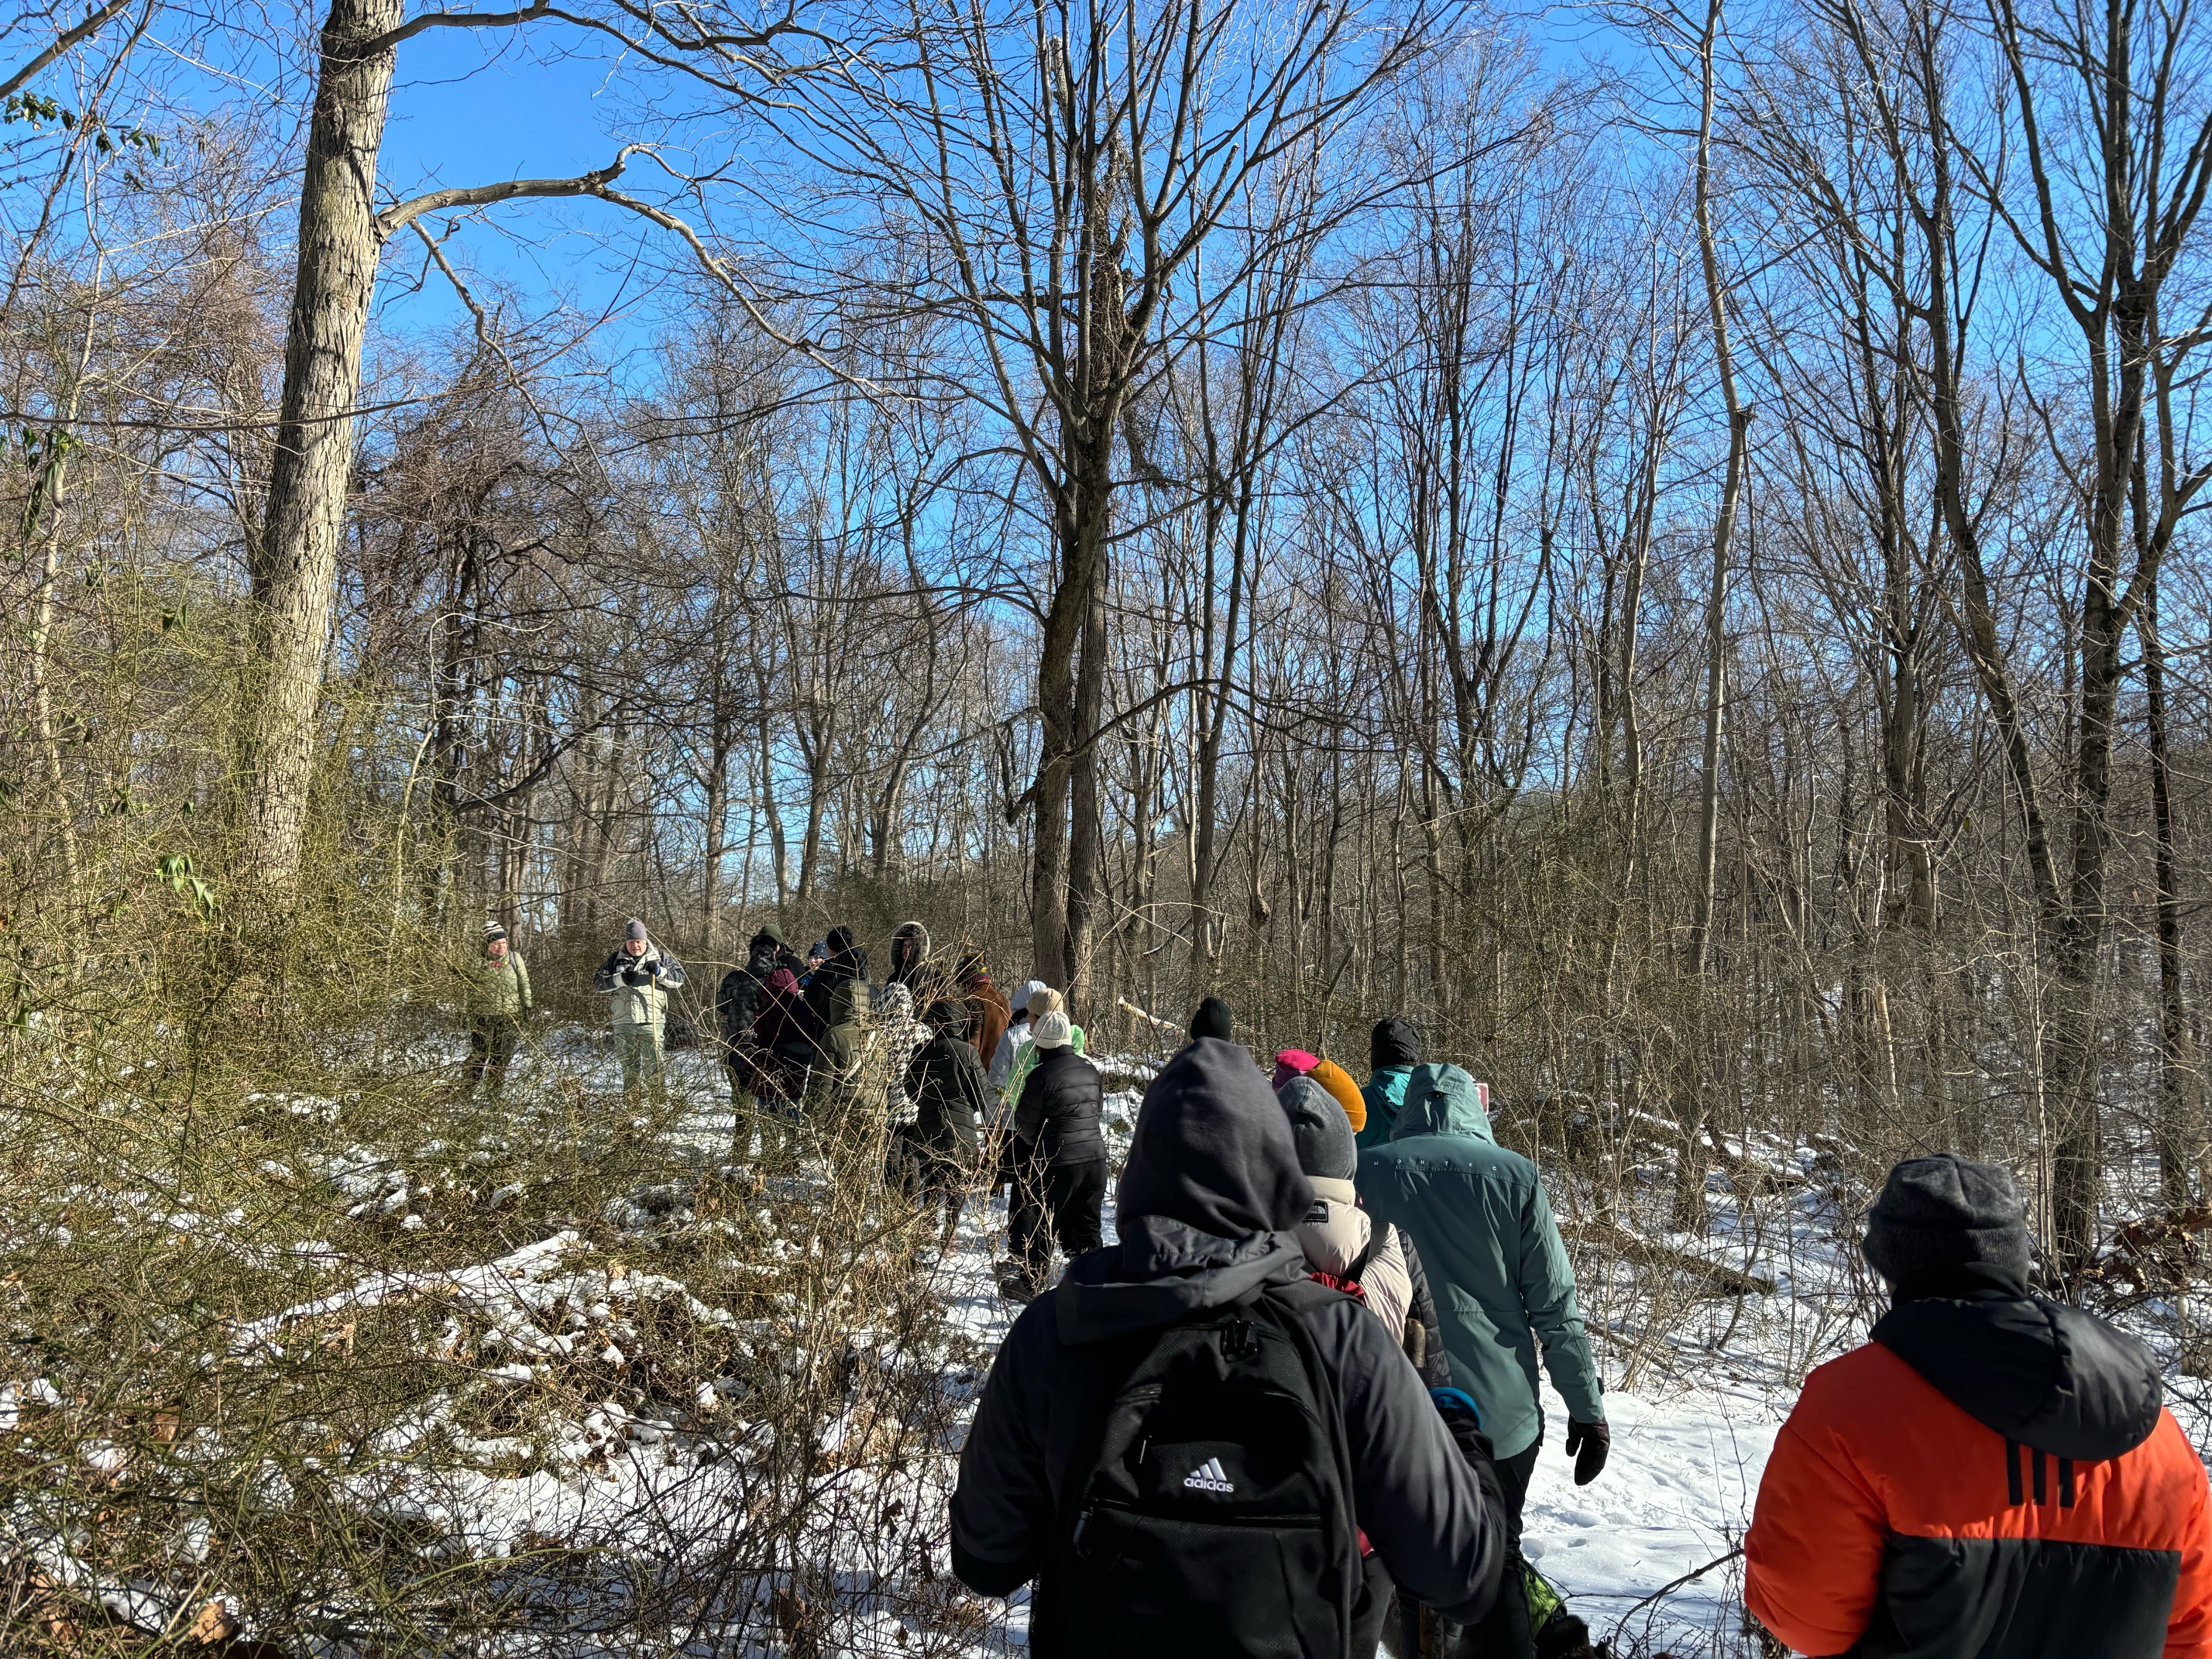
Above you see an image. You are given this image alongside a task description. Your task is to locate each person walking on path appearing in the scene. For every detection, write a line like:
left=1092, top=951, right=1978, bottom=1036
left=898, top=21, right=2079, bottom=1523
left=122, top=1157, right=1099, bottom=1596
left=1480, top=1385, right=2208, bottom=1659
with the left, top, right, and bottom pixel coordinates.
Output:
left=1359, top=1018, right=1424, bottom=1149
left=1747, top=1154, right=2212, bottom=1659
left=899, top=998, right=991, bottom=1246
left=958, top=952, right=1013, bottom=1070
left=463, top=923, right=531, bottom=1097
left=984, top=980, right=1049, bottom=1254
left=1358, top=1060, right=1607, bottom=1657
left=951, top=1036, right=1509, bottom=1657
left=1276, top=1075, right=1411, bottom=1340
left=716, top=923, right=800, bottom=1108
left=1005, top=1010, right=1105, bottom=1301
left=986, top=978, right=1050, bottom=1096
left=593, top=919, right=686, bottom=1102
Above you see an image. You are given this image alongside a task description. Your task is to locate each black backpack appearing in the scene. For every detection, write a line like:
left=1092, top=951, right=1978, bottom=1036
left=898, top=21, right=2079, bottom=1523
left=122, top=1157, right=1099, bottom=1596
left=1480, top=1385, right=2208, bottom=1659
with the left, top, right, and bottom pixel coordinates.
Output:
left=1043, top=1279, right=1363, bottom=1659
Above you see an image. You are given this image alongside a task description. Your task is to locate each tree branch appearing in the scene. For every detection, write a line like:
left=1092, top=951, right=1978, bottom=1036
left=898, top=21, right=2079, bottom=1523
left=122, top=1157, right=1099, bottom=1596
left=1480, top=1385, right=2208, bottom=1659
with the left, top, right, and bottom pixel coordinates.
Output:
left=0, top=0, right=136, bottom=104
left=373, top=146, right=640, bottom=239
left=367, top=0, right=551, bottom=54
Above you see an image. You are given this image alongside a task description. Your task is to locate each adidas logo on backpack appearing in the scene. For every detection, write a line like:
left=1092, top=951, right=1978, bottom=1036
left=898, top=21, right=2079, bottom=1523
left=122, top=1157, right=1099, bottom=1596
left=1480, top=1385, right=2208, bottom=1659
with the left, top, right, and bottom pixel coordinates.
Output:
left=1181, top=1457, right=1235, bottom=1494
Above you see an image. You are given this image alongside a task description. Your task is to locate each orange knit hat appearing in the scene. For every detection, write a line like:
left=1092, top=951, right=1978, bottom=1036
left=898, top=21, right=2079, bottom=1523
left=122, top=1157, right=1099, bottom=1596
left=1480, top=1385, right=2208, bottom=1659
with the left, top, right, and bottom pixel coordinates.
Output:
left=1310, top=1057, right=1366, bottom=1132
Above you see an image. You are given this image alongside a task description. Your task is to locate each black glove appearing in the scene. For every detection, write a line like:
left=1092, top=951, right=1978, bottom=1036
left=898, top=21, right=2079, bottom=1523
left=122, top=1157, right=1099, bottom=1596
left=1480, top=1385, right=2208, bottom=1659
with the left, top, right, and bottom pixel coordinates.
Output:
left=1565, top=1417, right=1610, bottom=1486
left=623, top=966, right=648, bottom=986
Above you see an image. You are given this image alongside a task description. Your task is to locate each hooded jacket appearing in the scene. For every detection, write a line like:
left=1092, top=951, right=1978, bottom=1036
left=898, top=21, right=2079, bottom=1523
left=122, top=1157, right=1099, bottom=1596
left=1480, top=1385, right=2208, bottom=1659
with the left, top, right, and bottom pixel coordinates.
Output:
left=1294, top=1190, right=1413, bottom=1345
left=593, top=942, right=686, bottom=1028
left=902, top=1027, right=989, bottom=1154
left=988, top=980, right=1049, bottom=1096
left=1747, top=1281, right=2212, bottom=1658
left=1358, top=1068, right=1415, bottom=1151
left=1355, top=1063, right=1602, bottom=1459
left=888, top=922, right=934, bottom=992
left=950, top=1038, right=1506, bottom=1639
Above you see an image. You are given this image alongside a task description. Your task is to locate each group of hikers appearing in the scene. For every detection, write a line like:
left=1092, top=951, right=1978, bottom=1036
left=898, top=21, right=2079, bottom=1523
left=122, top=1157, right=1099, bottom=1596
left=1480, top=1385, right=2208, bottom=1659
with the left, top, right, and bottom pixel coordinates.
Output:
left=459, top=917, right=2212, bottom=1657
left=953, top=1022, right=2212, bottom=1658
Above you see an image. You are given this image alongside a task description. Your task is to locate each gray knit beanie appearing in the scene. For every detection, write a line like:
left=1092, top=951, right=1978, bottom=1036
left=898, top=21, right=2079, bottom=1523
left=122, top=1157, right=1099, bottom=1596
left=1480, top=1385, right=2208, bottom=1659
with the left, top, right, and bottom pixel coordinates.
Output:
left=624, top=917, right=647, bottom=942
left=1863, top=1154, right=2032, bottom=1293
left=1277, top=1075, right=1358, bottom=1183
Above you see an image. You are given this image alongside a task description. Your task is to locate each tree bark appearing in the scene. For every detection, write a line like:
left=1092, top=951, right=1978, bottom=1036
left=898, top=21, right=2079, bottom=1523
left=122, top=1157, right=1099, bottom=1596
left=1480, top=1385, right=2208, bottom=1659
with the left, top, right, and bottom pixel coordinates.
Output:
left=242, top=0, right=404, bottom=889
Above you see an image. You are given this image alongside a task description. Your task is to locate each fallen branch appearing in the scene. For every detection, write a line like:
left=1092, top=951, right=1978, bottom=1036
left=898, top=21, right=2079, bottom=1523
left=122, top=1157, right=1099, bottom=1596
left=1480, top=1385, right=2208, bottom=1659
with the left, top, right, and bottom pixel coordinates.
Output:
left=1115, top=996, right=1182, bottom=1036
left=1608, top=1544, right=1744, bottom=1631
left=1562, top=1221, right=1775, bottom=1298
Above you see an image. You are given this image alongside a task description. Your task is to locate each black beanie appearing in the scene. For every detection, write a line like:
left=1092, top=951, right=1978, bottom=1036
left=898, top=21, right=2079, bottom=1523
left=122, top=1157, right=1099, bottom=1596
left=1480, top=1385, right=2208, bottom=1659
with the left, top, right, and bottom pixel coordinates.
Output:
left=1863, top=1154, right=2032, bottom=1293
left=1190, top=996, right=1235, bottom=1042
left=1371, top=1017, right=1423, bottom=1070
left=827, top=925, right=856, bottom=955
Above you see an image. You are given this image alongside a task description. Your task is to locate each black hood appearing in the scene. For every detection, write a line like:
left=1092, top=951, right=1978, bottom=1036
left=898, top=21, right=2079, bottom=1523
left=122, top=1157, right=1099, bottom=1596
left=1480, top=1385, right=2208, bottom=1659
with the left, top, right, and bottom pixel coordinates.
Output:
left=1116, top=1036, right=1314, bottom=1238
left=1056, top=1215, right=1309, bottom=1345
left=1874, top=1289, right=2162, bottom=1461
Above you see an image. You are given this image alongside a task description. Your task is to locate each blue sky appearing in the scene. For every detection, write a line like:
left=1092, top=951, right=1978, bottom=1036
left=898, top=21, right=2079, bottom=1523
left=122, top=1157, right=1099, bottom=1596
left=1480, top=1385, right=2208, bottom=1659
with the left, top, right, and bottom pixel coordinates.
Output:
left=373, top=21, right=668, bottom=365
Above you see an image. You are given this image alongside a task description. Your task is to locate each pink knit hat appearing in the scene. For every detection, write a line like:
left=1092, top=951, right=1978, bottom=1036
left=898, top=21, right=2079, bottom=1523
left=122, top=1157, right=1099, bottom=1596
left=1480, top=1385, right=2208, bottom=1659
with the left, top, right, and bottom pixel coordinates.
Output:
left=1271, top=1049, right=1321, bottom=1091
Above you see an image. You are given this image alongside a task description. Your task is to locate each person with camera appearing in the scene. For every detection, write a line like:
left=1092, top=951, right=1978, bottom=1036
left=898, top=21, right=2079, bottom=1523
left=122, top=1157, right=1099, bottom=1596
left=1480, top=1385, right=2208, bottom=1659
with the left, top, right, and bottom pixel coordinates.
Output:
left=593, top=918, right=686, bottom=1101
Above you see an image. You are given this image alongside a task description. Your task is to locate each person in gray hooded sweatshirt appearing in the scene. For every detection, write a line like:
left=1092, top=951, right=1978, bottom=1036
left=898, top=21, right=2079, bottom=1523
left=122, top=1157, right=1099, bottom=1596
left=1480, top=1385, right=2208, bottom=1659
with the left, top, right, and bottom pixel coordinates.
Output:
left=951, top=1036, right=1507, bottom=1656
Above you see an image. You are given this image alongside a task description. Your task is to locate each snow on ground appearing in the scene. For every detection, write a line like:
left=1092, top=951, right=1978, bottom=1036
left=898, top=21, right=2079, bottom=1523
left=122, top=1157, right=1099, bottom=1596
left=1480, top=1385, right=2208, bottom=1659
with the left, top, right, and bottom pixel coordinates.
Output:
left=0, top=1029, right=1835, bottom=1653
left=632, top=1048, right=1785, bottom=1651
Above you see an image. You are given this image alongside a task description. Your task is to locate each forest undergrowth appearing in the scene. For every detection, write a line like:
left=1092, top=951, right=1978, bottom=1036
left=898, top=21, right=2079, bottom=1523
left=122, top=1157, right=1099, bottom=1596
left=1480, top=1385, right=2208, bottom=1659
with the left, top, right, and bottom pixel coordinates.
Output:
left=2, top=833, right=2204, bottom=1658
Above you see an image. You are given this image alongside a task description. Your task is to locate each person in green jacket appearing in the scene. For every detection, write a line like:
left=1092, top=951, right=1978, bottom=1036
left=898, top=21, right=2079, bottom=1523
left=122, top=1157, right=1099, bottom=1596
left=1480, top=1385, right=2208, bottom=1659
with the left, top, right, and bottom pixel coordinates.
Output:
left=464, top=923, right=532, bottom=1097
left=1001, top=984, right=1085, bottom=1108
left=1357, top=1060, right=1610, bottom=1654
left=1358, top=1017, right=1423, bottom=1150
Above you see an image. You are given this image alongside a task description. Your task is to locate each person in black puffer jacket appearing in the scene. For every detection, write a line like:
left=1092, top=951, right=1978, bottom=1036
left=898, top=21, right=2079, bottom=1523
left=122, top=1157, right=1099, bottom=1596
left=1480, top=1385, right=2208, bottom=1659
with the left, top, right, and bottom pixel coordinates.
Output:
left=899, top=999, right=990, bottom=1246
left=1007, top=1011, right=1106, bottom=1299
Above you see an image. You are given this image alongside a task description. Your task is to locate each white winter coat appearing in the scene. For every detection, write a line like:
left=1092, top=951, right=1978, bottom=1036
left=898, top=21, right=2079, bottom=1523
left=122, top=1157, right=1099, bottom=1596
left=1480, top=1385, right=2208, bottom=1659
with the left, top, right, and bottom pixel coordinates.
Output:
left=1295, top=1176, right=1413, bottom=1343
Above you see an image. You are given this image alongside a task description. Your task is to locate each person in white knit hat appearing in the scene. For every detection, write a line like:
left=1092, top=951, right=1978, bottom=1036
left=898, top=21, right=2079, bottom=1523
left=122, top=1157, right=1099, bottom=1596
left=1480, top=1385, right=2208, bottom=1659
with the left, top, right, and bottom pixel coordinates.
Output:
left=1003, top=1009, right=1104, bottom=1300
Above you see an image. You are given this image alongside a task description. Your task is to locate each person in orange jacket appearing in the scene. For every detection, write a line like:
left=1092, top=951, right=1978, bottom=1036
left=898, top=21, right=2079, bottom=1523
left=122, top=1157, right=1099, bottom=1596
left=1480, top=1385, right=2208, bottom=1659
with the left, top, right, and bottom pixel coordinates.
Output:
left=1746, top=1153, right=2212, bottom=1658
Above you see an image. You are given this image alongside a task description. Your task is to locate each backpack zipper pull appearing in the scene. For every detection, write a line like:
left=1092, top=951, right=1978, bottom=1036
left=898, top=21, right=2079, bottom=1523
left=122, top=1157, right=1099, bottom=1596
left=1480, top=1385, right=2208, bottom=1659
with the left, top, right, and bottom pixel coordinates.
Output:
left=1072, top=1503, right=1094, bottom=1554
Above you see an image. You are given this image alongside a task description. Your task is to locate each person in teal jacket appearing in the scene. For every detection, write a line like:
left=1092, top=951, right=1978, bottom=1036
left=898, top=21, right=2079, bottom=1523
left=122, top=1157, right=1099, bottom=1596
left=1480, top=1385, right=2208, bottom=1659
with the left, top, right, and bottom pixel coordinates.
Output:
left=1357, top=1060, right=1610, bottom=1525
left=1358, top=1017, right=1424, bottom=1150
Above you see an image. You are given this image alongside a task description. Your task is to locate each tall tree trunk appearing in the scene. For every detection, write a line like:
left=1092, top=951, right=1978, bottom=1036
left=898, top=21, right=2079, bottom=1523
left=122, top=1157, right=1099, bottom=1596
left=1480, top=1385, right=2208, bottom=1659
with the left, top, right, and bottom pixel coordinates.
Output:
left=1688, top=0, right=1749, bottom=980
left=1032, top=444, right=1112, bottom=988
left=28, top=432, right=81, bottom=904
left=242, top=0, right=402, bottom=888
left=1065, top=564, right=1109, bottom=1014
left=2145, top=568, right=2193, bottom=1207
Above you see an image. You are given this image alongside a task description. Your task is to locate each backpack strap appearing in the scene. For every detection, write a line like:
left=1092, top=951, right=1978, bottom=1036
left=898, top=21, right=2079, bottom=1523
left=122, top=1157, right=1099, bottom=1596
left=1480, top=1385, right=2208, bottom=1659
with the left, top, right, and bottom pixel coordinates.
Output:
left=1346, top=1225, right=1384, bottom=1285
